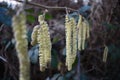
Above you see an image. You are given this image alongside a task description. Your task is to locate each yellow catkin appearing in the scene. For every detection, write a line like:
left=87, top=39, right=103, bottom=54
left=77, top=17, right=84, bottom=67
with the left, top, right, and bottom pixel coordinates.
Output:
left=37, top=27, right=46, bottom=71
left=38, top=15, right=51, bottom=71
left=82, top=21, right=87, bottom=50
left=77, top=16, right=90, bottom=50
left=65, top=15, right=77, bottom=71
left=12, top=12, right=30, bottom=80
left=70, top=18, right=77, bottom=66
left=103, top=46, right=108, bottom=63
left=31, top=25, right=40, bottom=46
left=65, top=15, right=72, bottom=70
left=77, top=15, right=83, bottom=50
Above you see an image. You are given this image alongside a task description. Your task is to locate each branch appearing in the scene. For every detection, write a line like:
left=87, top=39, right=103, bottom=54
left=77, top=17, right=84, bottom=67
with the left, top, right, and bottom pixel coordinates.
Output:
left=15, top=0, right=78, bottom=12
left=77, top=50, right=81, bottom=80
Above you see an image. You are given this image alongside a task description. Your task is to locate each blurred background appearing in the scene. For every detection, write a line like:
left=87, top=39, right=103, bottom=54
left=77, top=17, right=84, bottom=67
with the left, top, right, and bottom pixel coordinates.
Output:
left=0, top=0, right=120, bottom=80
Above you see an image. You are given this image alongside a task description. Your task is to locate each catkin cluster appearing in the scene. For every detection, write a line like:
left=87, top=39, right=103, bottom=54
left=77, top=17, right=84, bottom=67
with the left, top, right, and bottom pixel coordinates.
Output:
left=77, top=15, right=90, bottom=50
left=65, top=15, right=90, bottom=71
left=103, top=46, right=108, bottom=63
left=12, top=12, right=30, bottom=80
left=31, top=15, right=51, bottom=71
left=31, top=14, right=90, bottom=71
left=65, top=15, right=77, bottom=71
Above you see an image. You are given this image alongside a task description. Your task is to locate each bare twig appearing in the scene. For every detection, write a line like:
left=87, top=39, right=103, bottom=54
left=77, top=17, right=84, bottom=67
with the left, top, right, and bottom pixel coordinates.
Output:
left=77, top=50, right=81, bottom=80
left=0, top=24, right=4, bottom=31
left=107, top=0, right=119, bottom=23
left=84, top=66, right=94, bottom=73
left=0, top=56, right=7, bottom=62
left=14, top=0, right=78, bottom=12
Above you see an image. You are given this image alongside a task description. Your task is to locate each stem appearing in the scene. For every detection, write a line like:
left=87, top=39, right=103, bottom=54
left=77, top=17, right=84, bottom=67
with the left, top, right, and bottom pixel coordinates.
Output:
left=77, top=50, right=80, bottom=80
left=14, top=0, right=78, bottom=12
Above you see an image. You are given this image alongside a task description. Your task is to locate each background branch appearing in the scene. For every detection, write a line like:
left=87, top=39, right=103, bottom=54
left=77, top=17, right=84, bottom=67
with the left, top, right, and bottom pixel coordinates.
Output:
left=15, top=0, right=78, bottom=12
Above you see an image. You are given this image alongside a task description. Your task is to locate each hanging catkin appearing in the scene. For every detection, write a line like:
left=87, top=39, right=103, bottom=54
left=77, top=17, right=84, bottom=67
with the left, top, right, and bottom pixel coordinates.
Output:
left=77, top=15, right=90, bottom=50
left=65, top=15, right=72, bottom=70
left=37, top=27, right=46, bottom=71
left=12, top=11, right=30, bottom=80
left=70, top=18, right=77, bottom=66
left=77, top=15, right=83, bottom=50
left=103, top=46, right=108, bottom=63
left=65, top=15, right=77, bottom=71
left=31, top=25, right=40, bottom=46
left=82, top=21, right=87, bottom=50
left=37, top=15, right=51, bottom=71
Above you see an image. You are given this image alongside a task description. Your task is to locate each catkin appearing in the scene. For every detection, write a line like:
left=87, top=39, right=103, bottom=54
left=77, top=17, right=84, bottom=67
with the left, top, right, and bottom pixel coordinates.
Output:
left=65, top=15, right=72, bottom=70
left=12, top=12, right=30, bottom=80
left=103, top=46, right=108, bottom=63
left=70, top=18, right=77, bottom=66
left=77, top=15, right=83, bottom=50
left=37, top=27, right=46, bottom=71
left=82, top=21, right=87, bottom=50
left=77, top=15, right=90, bottom=50
left=65, top=15, right=77, bottom=71
left=31, top=25, right=40, bottom=46
left=38, top=15, right=51, bottom=71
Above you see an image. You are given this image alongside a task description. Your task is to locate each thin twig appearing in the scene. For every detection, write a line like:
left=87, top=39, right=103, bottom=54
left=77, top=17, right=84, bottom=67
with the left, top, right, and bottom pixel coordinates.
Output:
left=84, top=66, right=94, bottom=73
left=0, top=24, right=4, bottom=31
left=14, top=0, right=78, bottom=12
left=77, top=50, right=80, bottom=80
left=107, top=0, right=119, bottom=23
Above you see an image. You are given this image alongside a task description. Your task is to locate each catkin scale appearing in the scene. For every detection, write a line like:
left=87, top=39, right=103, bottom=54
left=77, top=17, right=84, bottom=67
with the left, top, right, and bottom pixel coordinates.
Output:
left=12, top=12, right=30, bottom=80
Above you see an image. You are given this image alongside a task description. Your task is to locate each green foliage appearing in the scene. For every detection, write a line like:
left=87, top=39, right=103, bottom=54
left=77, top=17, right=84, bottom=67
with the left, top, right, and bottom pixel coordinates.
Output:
left=26, top=15, right=35, bottom=23
left=52, top=36, right=60, bottom=44
left=38, top=12, right=52, bottom=20
left=25, top=8, right=34, bottom=13
left=25, top=8, right=36, bottom=23
left=45, top=13, right=52, bottom=20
